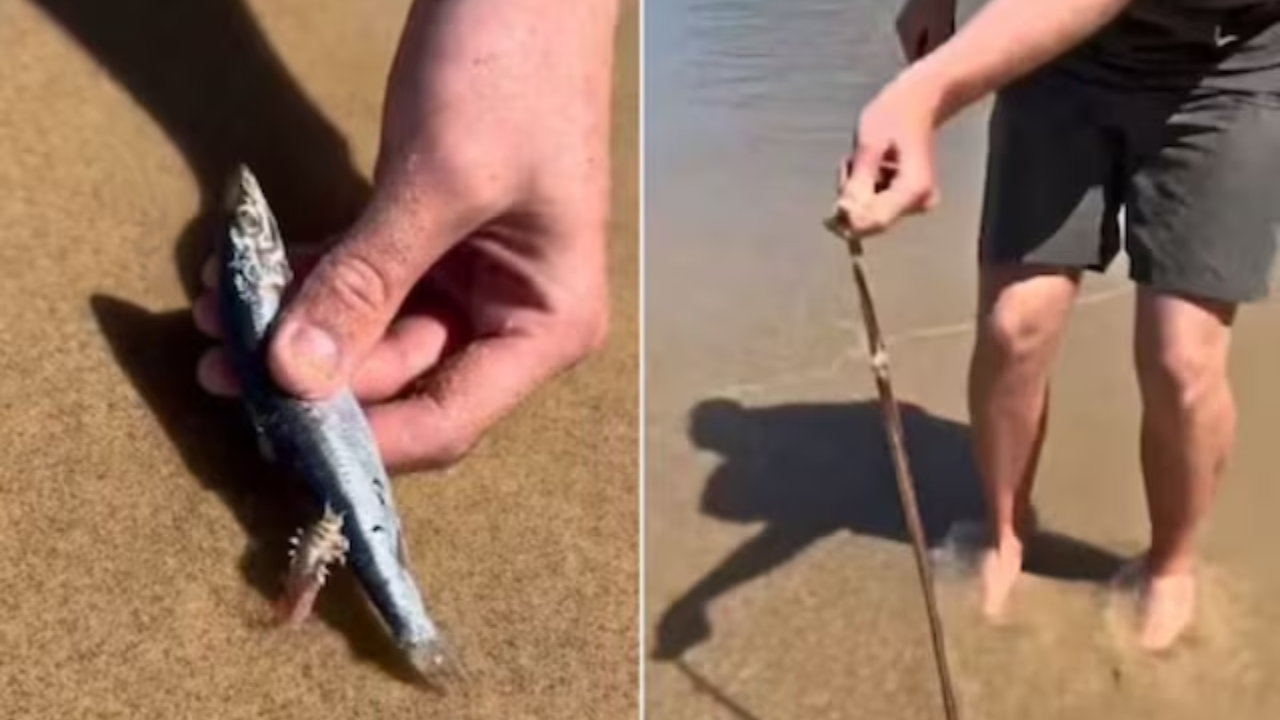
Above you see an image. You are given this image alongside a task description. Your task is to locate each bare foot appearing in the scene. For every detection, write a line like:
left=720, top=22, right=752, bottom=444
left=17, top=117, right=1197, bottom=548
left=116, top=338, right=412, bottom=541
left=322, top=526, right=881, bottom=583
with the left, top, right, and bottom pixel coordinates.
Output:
left=979, top=540, right=1024, bottom=620
left=1111, top=558, right=1197, bottom=652
left=1138, top=570, right=1197, bottom=652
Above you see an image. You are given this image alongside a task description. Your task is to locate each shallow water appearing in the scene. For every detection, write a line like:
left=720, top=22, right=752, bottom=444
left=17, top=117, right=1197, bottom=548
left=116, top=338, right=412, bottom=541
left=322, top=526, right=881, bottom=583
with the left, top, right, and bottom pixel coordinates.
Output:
left=645, top=0, right=1280, bottom=717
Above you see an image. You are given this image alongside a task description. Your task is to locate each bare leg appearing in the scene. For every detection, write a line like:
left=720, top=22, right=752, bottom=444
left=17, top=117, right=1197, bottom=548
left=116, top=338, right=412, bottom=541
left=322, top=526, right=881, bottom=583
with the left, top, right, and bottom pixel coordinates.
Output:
left=968, top=265, right=1081, bottom=618
left=1130, top=289, right=1236, bottom=650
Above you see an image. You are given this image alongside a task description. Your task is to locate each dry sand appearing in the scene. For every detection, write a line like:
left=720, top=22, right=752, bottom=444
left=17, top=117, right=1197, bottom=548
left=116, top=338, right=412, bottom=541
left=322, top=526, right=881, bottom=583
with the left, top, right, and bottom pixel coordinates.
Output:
left=0, top=1, right=638, bottom=718
left=645, top=1, right=1280, bottom=718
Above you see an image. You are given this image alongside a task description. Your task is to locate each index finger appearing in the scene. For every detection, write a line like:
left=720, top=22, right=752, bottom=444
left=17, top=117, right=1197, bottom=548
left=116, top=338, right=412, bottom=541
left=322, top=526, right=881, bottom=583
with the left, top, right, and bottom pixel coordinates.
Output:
left=367, top=331, right=575, bottom=472
left=833, top=141, right=901, bottom=237
left=859, top=146, right=934, bottom=232
left=840, top=137, right=885, bottom=209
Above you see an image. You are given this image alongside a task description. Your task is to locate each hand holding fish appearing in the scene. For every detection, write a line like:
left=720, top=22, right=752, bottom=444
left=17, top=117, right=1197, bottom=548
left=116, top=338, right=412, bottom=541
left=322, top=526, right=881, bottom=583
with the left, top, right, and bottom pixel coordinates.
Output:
left=194, top=0, right=619, bottom=473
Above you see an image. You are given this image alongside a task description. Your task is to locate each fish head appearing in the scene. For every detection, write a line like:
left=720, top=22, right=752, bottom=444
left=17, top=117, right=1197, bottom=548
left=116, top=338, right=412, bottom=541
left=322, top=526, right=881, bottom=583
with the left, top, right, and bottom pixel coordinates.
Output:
left=222, top=165, right=293, bottom=300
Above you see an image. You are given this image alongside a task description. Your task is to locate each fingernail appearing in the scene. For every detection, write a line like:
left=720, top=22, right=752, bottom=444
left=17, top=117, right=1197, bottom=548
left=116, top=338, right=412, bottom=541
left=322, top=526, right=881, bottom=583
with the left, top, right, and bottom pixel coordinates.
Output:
left=281, top=322, right=341, bottom=384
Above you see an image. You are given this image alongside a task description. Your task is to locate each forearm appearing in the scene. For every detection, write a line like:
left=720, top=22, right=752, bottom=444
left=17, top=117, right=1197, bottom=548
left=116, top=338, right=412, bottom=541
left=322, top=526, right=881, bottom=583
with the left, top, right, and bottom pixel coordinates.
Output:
left=378, top=0, right=621, bottom=175
left=353, top=0, right=620, bottom=336
left=907, top=0, right=1135, bottom=122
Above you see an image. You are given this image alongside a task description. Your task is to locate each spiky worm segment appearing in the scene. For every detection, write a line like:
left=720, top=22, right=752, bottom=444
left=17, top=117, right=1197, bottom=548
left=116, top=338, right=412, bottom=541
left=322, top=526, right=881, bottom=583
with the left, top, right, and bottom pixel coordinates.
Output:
left=276, top=506, right=349, bottom=627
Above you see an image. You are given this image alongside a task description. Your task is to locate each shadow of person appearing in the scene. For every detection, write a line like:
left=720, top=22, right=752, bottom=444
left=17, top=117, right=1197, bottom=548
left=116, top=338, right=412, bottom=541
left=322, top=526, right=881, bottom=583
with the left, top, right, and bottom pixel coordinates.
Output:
left=651, top=397, right=1126, bottom=662
left=29, top=0, right=374, bottom=299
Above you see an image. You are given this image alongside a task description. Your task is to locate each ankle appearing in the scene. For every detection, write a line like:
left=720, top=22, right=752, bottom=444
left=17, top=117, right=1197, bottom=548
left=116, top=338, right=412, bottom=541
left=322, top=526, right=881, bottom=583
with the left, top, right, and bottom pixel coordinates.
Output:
left=1142, top=549, right=1195, bottom=579
left=988, top=530, right=1025, bottom=558
left=1015, top=504, right=1040, bottom=540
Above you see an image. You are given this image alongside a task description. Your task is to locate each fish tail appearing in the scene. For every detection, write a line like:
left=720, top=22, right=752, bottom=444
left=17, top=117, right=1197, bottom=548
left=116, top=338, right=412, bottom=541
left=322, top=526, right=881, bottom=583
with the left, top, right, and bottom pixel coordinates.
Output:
left=405, top=634, right=470, bottom=690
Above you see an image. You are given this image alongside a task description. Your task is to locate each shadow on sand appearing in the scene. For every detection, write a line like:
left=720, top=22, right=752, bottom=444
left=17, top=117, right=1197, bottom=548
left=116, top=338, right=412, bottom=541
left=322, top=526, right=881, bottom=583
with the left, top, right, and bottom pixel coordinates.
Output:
left=52, top=0, right=420, bottom=682
left=30, top=0, right=374, bottom=298
left=90, top=298, right=422, bottom=683
left=652, top=397, right=1127, bottom=668
left=673, top=657, right=766, bottom=720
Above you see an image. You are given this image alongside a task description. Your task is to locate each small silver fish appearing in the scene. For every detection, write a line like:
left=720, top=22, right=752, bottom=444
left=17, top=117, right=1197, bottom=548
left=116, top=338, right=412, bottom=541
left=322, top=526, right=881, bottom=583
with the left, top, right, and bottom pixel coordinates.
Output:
left=216, top=165, right=455, bottom=681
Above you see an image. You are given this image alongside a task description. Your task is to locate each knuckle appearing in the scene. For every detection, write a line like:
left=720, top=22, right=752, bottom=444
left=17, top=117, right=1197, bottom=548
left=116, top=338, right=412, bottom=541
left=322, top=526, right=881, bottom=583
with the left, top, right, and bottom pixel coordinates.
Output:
left=901, top=177, right=933, bottom=204
left=396, top=409, right=478, bottom=471
left=428, top=427, right=478, bottom=468
left=321, top=252, right=395, bottom=318
left=428, top=148, right=510, bottom=214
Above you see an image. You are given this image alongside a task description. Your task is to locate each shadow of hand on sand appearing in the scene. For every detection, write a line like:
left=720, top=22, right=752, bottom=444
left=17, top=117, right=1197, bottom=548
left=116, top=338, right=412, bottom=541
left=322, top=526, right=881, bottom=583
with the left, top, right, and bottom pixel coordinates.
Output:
left=55, top=0, right=423, bottom=683
left=30, top=0, right=374, bottom=297
left=652, top=397, right=1126, bottom=663
left=90, top=298, right=422, bottom=683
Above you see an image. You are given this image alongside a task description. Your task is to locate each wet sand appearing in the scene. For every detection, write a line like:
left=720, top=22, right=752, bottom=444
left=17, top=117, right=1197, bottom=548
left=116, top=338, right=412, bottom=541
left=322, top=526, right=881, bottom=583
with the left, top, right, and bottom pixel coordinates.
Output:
left=0, top=1, right=637, bottom=718
left=645, top=1, right=1280, bottom=718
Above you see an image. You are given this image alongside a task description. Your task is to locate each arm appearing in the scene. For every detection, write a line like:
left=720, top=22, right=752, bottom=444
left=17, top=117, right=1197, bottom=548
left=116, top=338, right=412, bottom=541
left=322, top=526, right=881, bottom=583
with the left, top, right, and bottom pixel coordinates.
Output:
left=906, top=0, right=1137, bottom=123
left=836, top=0, right=1137, bottom=237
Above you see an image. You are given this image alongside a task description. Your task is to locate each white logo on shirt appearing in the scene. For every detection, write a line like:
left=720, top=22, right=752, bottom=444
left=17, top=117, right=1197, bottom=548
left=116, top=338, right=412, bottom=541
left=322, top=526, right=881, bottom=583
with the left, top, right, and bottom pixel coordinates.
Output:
left=1214, top=25, right=1240, bottom=47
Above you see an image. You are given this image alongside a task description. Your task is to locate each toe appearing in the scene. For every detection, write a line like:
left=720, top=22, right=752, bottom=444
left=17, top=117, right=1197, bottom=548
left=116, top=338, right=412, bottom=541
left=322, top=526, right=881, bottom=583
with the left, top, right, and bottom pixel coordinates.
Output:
left=979, top=544, right=1024, bottom=620
left=1137, top=573, right=1196, bottom=652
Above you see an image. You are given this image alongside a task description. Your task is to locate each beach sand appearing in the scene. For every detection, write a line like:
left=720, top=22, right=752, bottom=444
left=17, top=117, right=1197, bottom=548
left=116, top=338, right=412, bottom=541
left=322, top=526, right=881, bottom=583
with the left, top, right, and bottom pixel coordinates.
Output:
left=645, top=1, right=1280, bottom=718
left=0, top=1, right=637, bottom=718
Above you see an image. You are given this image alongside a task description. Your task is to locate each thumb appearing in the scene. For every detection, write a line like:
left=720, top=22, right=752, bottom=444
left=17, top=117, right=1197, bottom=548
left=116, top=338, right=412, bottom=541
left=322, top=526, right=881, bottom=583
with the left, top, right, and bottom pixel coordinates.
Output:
left=843, top=136, right=883, bottom=207
left=268, top=195, right=467, bottom=400
left=834, top=134, right=897, bottom=237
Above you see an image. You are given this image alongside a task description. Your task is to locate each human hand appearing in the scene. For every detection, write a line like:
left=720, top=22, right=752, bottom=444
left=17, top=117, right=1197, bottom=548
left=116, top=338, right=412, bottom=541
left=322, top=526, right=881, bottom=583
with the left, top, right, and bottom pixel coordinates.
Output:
left=832, top=68, right=946, bottom=239
left=895, top=0, right=956, bottom=62
left=192, top=0, right=618, bottom=473
left=829, top=0, right=952, bottom=239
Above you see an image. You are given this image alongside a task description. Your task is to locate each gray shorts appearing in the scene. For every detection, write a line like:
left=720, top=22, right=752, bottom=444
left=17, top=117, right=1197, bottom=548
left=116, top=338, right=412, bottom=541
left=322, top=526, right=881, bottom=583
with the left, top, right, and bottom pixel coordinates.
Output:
left=978, top=7, right=1280, bottom=303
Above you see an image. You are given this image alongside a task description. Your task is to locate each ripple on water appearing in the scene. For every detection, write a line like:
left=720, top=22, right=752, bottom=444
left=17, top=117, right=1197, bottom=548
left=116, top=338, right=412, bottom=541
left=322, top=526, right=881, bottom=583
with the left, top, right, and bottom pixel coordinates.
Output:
left=918, top=520, right=1272, bottom=719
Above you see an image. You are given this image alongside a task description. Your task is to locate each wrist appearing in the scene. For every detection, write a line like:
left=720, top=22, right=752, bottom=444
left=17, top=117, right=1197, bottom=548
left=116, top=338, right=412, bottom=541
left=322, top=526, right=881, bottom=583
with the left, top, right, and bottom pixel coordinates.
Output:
left=888, top=59, right=953, bottom=127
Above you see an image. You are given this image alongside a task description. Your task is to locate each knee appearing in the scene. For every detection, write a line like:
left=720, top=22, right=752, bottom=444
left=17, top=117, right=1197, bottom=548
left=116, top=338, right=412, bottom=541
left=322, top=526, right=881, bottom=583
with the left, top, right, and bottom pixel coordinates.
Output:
left=1137, top=343, right=1226, bottom=409
left=977, top=301, right=1060, bottom=371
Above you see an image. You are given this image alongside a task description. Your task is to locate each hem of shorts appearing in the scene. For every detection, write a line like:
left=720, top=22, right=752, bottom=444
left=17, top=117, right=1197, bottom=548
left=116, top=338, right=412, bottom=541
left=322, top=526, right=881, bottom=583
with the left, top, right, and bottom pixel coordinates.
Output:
left=977, top=252, right=1110, bottom=274
left=1128, top=273, right=1272, bottom=305
left=977, top=256, right=1273, bottom=304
